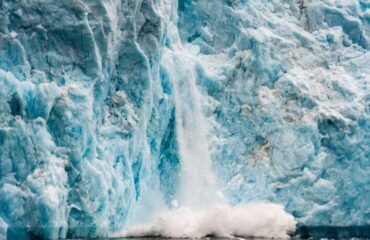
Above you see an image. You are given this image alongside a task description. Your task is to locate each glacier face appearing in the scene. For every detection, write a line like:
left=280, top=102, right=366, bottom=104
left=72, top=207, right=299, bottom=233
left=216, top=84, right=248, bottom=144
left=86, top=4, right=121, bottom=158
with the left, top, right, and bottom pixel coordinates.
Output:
left=0, top=0, right=369, bottom=239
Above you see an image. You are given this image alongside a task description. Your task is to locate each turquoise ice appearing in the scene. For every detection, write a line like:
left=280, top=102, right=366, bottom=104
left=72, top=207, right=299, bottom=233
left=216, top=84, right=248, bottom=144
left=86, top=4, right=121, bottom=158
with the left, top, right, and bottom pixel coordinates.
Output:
left=0, top=0, right=369, bottom=239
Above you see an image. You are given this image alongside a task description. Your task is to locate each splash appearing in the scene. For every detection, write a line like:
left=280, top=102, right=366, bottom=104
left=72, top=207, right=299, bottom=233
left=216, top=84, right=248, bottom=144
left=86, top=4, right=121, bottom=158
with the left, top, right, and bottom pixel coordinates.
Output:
left=121, top=202, right=296, bottom=239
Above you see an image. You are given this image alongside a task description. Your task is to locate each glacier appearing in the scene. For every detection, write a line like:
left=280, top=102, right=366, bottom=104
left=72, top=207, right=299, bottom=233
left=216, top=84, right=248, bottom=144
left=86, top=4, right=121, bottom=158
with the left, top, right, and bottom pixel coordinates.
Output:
left=0, top=0, right=369, bottom=239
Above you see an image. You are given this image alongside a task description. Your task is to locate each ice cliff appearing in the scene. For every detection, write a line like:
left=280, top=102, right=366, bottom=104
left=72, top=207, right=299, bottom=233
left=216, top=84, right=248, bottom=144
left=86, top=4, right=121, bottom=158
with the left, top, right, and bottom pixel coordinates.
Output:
left=0, top=0, right=369, bottom=239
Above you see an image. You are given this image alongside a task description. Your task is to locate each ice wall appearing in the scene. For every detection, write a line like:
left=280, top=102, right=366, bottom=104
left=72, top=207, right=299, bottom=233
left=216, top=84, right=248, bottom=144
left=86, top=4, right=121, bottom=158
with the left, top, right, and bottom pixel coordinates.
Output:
left=0, top=0, right=369, bottom=239
left=0, top=0, right=174, bottom=238
left=176, top=0, right=370, bottom=227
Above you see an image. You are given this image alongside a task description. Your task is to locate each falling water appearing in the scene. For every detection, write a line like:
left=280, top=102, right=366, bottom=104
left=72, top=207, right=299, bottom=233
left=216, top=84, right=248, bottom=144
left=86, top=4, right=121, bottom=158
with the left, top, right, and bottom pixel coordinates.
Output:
left=118, top=3, right=296, bottom=238
left=169, top=51, right=219, bottom=208
left=161, top=24, right=221, bottom=208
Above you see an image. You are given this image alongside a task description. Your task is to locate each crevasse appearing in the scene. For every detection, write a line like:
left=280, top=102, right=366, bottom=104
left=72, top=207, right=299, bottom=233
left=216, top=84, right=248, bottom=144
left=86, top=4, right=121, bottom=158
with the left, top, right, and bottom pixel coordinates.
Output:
left=0, top=0, right=369, bottom=239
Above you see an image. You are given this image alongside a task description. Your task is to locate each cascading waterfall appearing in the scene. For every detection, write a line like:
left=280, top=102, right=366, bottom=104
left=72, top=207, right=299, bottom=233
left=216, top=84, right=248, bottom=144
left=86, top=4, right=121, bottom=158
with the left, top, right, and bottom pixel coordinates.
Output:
left=119, top=3, right=297, bottom=238
left=164, top=31, right=221, bottom=209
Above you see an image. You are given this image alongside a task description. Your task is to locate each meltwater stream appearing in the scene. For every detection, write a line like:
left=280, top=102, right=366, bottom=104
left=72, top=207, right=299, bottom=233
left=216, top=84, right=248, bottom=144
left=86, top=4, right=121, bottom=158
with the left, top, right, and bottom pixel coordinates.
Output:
left=119, top=10, right=296, bottom=239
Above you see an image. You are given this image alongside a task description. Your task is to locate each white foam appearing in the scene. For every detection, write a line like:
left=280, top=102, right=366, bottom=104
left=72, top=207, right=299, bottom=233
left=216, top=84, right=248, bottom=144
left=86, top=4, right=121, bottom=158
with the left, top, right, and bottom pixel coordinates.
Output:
left=120, top=202, right=296, bottom=239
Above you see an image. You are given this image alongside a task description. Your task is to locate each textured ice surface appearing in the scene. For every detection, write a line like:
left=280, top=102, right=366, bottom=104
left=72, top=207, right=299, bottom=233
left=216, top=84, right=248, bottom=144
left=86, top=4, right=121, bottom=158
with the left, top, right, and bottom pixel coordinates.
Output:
left=0, top=0, right=369, bottom=239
